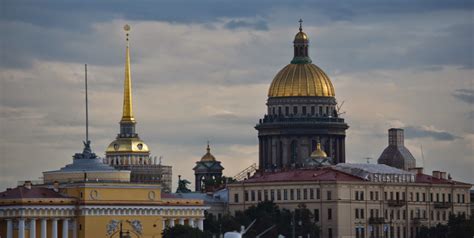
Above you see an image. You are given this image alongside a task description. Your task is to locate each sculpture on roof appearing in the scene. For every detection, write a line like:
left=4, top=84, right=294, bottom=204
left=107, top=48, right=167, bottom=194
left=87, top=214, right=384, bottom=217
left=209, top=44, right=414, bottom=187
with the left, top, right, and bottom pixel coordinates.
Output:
left=176, top=175, right=192, bottom=193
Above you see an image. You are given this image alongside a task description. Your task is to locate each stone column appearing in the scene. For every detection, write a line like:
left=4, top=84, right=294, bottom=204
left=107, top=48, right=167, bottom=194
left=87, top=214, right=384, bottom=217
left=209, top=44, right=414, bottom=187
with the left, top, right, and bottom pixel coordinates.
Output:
left=169, top=219, right=175, bottom=227
left=41, top=219, right=48, bottom=238
left=162, top=219, right=167, bottom=230
left=18, top=218, right=25, bottom=238
left=188, top=218, right=195, bottom=228
left=52, top=218, right=58, bottom=238
left=72, top=219, right=77, bottom=238
left=30, top=218, right=37, bottom=238
left=62, top=219, right=69, bottom=238
left=179, top=218, right=185, bottom=225
left=271, top=137, right=277, bottom=166
left=6, top=219, right=13, bottom=238
left=197, top=218, right=204, bottom=231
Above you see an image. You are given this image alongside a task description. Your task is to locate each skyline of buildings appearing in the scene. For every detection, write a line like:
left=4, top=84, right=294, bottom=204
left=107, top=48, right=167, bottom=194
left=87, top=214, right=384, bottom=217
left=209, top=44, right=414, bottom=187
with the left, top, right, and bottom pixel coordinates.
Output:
left=1, top=1, right=472, bottom=195
left=0, top=1, right=472, bottom=236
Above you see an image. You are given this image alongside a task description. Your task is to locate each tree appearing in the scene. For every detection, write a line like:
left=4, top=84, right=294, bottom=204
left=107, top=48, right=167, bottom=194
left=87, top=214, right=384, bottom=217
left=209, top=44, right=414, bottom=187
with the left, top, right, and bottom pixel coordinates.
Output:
left=203, top=201, right=321, bottom=237
left=162, top=224, right=211, bottom=238
left=204, top=212, right=241, bottom=235
left=417, top=214, right=474, bottom=238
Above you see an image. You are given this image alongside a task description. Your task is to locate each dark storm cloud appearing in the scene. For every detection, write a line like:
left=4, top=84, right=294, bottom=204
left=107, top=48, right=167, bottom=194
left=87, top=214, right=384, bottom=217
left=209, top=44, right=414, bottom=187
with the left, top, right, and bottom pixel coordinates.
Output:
left=2, top=0, right=472, bottom=27
left=1, top=0, right=473, bottom=71
left=316, top=22, right=474, bottom=74
left=404, top=126, right=460, bottom=141
left=452, top=89, right=474, bottom=104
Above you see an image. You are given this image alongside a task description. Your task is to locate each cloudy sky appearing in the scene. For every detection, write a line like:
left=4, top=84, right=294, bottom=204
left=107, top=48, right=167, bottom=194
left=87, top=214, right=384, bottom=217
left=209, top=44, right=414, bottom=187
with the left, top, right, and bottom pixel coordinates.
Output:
left=1, top=0, right=473, bottom=191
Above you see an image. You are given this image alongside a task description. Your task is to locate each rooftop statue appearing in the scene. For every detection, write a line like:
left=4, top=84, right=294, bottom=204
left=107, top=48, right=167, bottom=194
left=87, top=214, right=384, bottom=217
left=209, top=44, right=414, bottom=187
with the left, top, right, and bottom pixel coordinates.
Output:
left=176, top=175, right=192, bottom=193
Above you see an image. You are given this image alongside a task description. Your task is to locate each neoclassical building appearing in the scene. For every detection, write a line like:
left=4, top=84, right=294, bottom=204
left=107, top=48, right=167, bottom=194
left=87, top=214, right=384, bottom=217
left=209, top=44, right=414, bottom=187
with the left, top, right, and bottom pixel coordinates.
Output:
left=103, top=25, right=172, bottom=192
left=256, top=21, right=349, bottom=170
left=227, top=164, right=471, bottom=238
left=0, top=181, right=207, bottom=238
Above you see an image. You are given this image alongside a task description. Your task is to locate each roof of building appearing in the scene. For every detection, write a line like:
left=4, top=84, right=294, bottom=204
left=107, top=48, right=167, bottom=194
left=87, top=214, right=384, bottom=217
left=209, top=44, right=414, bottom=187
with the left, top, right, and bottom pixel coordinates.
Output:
left=200, top=143, right=217, bottom=162
left=378, top=145, right=416, bottom=164
left=231, top=163, right=471, bottom=186
left=45, top=141, right=118, bottom=173
left=268, top=23, right=335, bottom=98
left=335, top=163, right=412, bottom=176
left=239, top=167, right=363, bottom=184
left=414, top=173, right=471, bottom=186
left=268, top=64, right=335, bottom=98
left=0, top=186, right=71, bottom=200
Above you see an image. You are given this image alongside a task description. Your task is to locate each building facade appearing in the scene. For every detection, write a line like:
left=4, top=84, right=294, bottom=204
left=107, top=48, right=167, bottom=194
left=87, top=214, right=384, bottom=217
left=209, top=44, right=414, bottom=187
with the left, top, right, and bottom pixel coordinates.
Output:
left=255, top=21, right=349, bottom=171
left=227, top=165, right=471, bottom=238
left=0, top=181, right=207, bottom=238
left=104, top=26, right=172, bottom=192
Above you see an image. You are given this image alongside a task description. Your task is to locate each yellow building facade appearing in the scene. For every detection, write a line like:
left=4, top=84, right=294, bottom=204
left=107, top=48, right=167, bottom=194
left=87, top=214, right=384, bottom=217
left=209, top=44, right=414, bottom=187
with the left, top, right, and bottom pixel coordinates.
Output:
left=0, top=181, right=207, bottom=238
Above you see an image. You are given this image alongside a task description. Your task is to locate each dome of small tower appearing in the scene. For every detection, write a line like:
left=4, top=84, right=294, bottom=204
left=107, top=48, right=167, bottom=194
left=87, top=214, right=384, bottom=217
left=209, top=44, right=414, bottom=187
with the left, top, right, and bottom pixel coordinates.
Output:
left=200, top=143, right=216, bottom=162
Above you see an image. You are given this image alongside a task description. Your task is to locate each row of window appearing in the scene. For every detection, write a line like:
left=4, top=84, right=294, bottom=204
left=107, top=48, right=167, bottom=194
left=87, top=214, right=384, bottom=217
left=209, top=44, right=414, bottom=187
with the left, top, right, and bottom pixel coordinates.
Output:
left=270, top=105, right=336, bottom=117
left=235, top=189, right=467, bottom=204
left=313, top=207, right=466, bottom=228
left=355, top=190, right=466, bottom=203
left=357, top=208, right=466, bottom=222
left=235, top=188, right=332, bottom=203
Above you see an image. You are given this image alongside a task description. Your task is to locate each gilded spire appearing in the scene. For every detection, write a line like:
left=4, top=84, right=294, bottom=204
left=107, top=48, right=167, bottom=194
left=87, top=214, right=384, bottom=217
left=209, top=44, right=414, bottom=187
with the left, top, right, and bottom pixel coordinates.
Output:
left=121, top=24, right=135, bottom=122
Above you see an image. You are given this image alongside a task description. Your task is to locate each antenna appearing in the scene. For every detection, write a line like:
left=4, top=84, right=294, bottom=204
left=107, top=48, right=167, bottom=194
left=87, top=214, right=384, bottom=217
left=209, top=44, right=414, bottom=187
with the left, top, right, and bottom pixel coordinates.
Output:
left=336, top=99, right=346, bottom=116
left=420, top=144, right=425, bottom=167
left=85, top=64, right=89, bottom=142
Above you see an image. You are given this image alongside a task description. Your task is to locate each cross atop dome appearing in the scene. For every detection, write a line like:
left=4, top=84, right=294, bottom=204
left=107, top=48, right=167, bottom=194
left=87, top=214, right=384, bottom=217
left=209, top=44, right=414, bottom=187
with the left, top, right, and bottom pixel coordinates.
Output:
left=299, top=19, right=303, bottom=32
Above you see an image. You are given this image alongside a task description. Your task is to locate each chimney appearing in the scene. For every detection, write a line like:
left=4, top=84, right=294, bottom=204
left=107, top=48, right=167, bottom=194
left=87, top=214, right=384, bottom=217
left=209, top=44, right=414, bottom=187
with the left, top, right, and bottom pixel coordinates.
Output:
left=24, top=181, right=32, bottom=189
left=53, top=181, right=59, bottom=192
left=409, top=167, right=424, bottom=175
left=432, top=171, right=441, bottom=179
left=440, top=172, right=447, bottom=180
left=388, top=128, right=404, bottom=146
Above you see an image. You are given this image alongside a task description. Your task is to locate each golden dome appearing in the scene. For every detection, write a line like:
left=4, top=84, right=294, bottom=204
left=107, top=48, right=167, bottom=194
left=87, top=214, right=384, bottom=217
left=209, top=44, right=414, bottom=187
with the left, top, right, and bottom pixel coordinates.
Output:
left=294, top=31, right=308, bottom=41
left=200, top=143, right=216, bottom=162
left=268, top=63, right=335, bottom=97
left=311, top=143, right=327, bottom=158
left=106, top=137, right=150, bottom=154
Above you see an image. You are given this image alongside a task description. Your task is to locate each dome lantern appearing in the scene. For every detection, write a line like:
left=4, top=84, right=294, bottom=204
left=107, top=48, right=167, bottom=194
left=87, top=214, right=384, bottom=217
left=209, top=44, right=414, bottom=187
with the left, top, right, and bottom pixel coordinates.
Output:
left=291, top=19, right=311, bottom=64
